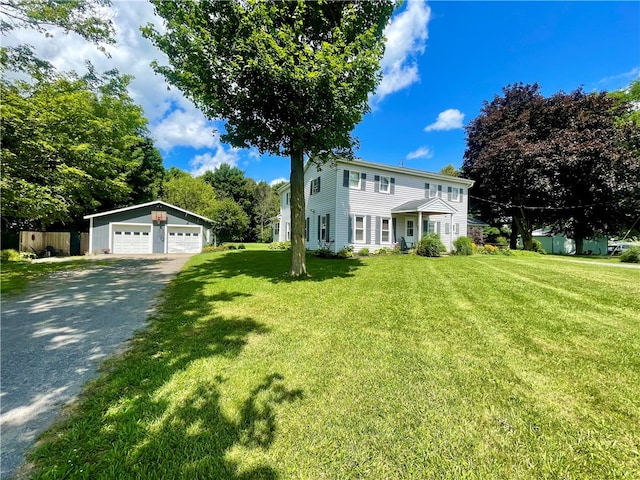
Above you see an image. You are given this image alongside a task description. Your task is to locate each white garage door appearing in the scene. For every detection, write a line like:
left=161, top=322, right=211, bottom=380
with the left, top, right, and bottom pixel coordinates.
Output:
left=112, top=225, right=152, bottom=254
left=168, top=226, right=202, bottom=253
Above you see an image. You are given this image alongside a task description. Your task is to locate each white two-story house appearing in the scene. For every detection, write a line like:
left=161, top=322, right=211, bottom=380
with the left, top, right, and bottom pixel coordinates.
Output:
left=275, top=158, right=474, bottom=252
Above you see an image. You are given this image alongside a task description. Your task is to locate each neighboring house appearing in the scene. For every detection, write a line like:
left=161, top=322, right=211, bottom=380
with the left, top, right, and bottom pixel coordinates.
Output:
left=531, top=229, right=608, bottom=255
left=275, top=158, right=474, bottom=252
left=84, top=201, right=213, bottom=254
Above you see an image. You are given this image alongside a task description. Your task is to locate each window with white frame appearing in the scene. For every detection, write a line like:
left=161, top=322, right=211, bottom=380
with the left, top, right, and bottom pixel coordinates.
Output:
left=381, top=217, right=391, bottom=243
left=286, top=222, right=291, bottom=240
left=429, top=183, right=441, bottom=198
left=379, top=176, right=390, bottom=193
left=320, top=215, right=327, bottom=241
left=452, top=223, right=460, bottom=234
left=274, top=222, right=280, bottom=236
left=354, top=215, right=365, bottom=243
left=406, top=220, right=414, bottom=237
left=427, top=221, right=440, bottom=234
left=349, top=170, right=361, bottom=189
left=285, top=192, right=290, bottom=205
left=311, top=177, right=320, bottom=194
left=445, top=223, right=451, bottom=235
left=450, top=187, right=460, bottom=202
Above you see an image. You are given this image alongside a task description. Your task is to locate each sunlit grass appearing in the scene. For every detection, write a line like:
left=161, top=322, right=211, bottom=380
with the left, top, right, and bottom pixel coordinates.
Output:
left=26, top=251, right=640, bottom=479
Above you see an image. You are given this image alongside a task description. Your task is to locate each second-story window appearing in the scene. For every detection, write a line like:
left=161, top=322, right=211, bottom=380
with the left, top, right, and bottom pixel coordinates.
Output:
left=380, top=176, right=390, bottom=193
left=349, top=170, right=361, bottom=189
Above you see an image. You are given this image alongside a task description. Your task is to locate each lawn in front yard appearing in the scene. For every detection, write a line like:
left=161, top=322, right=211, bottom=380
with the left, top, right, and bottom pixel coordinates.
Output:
left=26, top=251, right=639, bottom=479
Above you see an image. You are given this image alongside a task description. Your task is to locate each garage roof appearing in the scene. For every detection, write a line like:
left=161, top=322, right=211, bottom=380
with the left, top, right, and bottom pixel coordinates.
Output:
left=83, top=200, right=213, bottom=223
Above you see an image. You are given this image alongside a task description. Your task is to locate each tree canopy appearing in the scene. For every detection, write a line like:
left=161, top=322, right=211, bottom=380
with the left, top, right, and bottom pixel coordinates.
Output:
left=0, top=71, right=162, bottom=229
left=0, top=0, right=115, bottom=75
left=143, top=0, right=394, bottom=276
left=462, top=83, right=640, bottom=252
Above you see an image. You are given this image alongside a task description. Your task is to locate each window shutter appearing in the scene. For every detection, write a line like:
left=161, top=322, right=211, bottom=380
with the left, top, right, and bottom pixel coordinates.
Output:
left=448, top=186, right=452, bottom=201
left=310, top=181, right=313, bottom=196
left=459, top=187, right=464, bottom=201
left=423, top=219, right=429, bottom=234
left=317, top=215, right=321, bottom=241
left=343, top=170, right=350, bottom=187
left=366, top=215, right=371, bottom=244
left=374, top=175, right=380, bottom=193
left=348, top=216, right=353, bottom=243
left=317, top=176, right=321, bottom=193
left=306, top=217, right=310, bottom=242
left=326, top=213, right=330, bottom=241
left=375, top=216, right=381, bottom=244
left=425, top=183, right=429, bottom=198
left=438, top=185, right=442, bottom=198
left=390, top=177, right=395, bottom=194
left=361, top=173, right=366, bottom=191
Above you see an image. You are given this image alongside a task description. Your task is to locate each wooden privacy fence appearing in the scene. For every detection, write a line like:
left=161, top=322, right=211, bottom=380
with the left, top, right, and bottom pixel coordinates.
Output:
left=19, top=231, right=89, bottom=256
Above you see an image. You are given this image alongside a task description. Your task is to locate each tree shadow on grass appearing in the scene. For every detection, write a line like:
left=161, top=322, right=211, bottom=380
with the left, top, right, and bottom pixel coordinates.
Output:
left=181, top=250, right=365, bottom=284
left=24, top=266, right=304, bottom=479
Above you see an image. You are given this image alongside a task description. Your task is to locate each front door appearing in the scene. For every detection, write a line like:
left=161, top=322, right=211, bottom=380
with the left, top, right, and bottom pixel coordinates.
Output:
left=404, top=217, right=417, bottom=247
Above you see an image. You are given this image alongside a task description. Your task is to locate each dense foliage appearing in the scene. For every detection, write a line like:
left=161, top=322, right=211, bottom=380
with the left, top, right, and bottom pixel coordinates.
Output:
left=143, top=0, right=394, bottom=276
left=415, top=233, right=446, bottom=257
left=0, top=72, right=162, bottom=229
left=462, top=83, right=640, bottom=253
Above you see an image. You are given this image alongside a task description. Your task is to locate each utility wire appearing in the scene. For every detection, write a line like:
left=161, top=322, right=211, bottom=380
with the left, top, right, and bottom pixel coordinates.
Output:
left=469, top=194, right=626, bottom=211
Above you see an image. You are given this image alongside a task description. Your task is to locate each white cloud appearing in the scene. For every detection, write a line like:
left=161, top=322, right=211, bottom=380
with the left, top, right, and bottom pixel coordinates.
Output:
left=150, top=108, right=218, bottom=151
left=374, top=1, right=431, bottom=103
left=2, top=0, right=217, bottom=153
left=189, top=148, right=240, bottom=177
left=406, top=146, right=434, bottom=160
left=269, top=177, right=288, bottom=187
left=424, top=109, right=465, bottom=132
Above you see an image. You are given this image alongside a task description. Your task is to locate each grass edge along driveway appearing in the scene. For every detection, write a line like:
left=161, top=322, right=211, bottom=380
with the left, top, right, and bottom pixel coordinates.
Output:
left=24, top=251, right=640, bottom=479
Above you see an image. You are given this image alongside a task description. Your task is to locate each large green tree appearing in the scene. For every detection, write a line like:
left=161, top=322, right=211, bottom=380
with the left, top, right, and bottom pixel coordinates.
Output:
left=609, top=79, right=640, bottom=126
left=0, top=72, right=154, bottom=228
left=143, top=0, right=394, bottom=276
left=253, top=181, right=281, bottom=242
left=160, top=174, right=217, bottom=217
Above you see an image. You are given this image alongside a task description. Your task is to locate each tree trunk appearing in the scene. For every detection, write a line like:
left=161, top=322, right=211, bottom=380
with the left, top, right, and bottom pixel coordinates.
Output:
left=514, top=208, right=533, bottom=250
left=574, top=236, right=584, bottom=255
left=289, top=146, right=307, bottom=277
left=509, top=216, right=518, bottom=249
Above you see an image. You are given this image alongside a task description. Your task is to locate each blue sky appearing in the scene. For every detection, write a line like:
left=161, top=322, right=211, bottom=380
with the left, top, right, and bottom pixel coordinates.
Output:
left=5, top=1, right=639, bottom=186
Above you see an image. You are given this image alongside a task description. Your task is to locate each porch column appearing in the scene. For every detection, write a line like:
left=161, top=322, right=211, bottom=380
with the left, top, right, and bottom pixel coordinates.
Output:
left=418, top=211, right=423, bottom=239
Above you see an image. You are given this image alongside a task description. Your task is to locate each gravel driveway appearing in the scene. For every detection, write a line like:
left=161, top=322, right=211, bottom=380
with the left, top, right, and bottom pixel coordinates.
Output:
left=0, top=255, right=192, bottom=479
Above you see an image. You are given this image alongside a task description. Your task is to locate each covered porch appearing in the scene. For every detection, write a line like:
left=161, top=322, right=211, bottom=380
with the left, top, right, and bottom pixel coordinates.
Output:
left=391, top=198, right=458, bottom=249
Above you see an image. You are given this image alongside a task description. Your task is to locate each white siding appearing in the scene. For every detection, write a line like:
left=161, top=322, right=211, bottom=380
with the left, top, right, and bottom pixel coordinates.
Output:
left=305, top=165, right=338, bottom=250
left=276, top=159, right=472, bottom=253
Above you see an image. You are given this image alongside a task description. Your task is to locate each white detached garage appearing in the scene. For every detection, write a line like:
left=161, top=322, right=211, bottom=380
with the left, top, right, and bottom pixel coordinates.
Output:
left=84, top=201, right=213, bottom=254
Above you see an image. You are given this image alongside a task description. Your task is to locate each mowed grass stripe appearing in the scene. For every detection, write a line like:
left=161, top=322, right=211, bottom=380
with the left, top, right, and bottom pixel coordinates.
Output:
left=27, top=250, right=640, bottom=479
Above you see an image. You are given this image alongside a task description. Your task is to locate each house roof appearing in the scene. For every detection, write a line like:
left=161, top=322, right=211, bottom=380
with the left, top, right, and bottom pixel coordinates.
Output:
left=467, top=217, right=489, bottom=227
left=278, top=157, right=475, bottom=192
left=391, top=198, right=458, bottom=214
left=338, top=158, right=475, bottom=187
left=83, top=200, right=213, bottom=223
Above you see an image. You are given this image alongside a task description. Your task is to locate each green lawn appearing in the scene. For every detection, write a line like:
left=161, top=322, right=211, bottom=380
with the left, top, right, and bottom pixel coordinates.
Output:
left=26, top=252, right=640, bottom=479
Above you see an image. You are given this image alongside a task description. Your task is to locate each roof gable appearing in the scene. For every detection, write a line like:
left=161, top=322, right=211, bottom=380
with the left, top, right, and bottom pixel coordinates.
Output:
left=83, top=200, right=213, bottom=223
left=391, top=197, right=458, bottom=214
